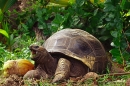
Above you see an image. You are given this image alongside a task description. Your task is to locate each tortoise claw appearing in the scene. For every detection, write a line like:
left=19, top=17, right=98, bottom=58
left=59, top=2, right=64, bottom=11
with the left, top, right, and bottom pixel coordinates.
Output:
left=52, top=74, right=64, bottom=83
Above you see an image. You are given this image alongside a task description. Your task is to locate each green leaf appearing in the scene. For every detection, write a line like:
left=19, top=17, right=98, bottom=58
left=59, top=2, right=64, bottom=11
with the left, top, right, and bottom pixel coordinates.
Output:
left=22, top=24, right=28, bottom=30
left=52, top=14, right=64, bottom=25
left=99, top=36, right=110, bottom=41
left=36, top=8, right=43, bottom=18
left=94, top=0, right=98, bottom=3
left=0, top=29, right=9, bottom=38
left=111, top=31, right=118, bottom=38
left=109, top=48, right=122, bottom=63
left=69, top=0, right=75, bottom=4
left=120, top=0, right=126, bottom=9
left=125, top=29, right=130, bottom=36
left=0, top=0, right=17, bottom=12
left=120, top=39, right=127, bottom=50
left=76, top=0, right=85, bottom=7
left=0, top=9, right=3, bottom=22
left=9, top=34, right=15, bottom=46
left=125, top=10, right=130, bottom=16
left=108, top=13, right=115, bottom=19
left=104, top=2, right=115, bottom=12
left=120, top=0, right=130, bottom=9
left=112, top=38, right=120, bottom=47
left=94, top=8, right=99, bottom=16
left=109, top=48, right=121, bottom=57
left=0, top=61, right=3, bottom=68
left=122, top=51, right=130, bottom=61
left=115, top=20, right=123, bottom=30
left=71, top=15, right=80, bottom=26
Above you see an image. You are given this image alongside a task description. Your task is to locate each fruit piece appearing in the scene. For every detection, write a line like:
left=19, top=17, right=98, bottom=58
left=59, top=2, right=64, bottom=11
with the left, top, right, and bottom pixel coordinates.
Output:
left=3, top=59, right=34, bottom=77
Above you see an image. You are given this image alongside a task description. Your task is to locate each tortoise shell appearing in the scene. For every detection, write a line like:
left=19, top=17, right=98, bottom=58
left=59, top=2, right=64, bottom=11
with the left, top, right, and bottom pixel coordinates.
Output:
left=43, top=29, right=108, bottom=73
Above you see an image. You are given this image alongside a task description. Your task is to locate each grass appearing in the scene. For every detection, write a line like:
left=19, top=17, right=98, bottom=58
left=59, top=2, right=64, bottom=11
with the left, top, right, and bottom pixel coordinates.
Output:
left=22, top=74, right=129, bottom=86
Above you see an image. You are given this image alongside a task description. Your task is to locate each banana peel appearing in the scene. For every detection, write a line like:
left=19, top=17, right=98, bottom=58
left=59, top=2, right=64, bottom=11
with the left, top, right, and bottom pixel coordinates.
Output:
left=3, top=59, right=34, bottom=77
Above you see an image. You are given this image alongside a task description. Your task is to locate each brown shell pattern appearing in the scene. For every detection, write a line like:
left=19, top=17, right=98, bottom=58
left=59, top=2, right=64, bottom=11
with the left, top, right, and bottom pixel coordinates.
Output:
left=43, top=29, right=108, bottom=73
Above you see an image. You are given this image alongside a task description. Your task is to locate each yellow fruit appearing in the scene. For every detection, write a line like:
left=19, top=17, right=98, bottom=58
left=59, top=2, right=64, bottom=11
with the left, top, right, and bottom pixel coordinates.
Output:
left=3, top=59, right=34, bottom=77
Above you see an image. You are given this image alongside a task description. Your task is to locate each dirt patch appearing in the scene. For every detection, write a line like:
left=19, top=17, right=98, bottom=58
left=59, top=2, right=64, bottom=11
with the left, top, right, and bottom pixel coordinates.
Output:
left=0, top=73, right=128, bottom=86
left=0, top=74, right=81, bottom=86
left=0, top=74, right=24, bottom=86
left=0, top=75, right=53, bottom=86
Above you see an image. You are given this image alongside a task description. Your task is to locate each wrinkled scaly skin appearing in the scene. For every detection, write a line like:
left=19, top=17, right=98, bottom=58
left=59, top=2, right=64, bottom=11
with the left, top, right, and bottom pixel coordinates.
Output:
left=23, top=46, right=57, bottom=80
left=23, top=45, right=90, bottom=83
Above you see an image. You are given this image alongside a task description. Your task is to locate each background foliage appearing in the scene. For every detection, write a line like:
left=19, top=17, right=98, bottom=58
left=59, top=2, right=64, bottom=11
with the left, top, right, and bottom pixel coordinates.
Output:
left=0, top=0, right=130, bottom=69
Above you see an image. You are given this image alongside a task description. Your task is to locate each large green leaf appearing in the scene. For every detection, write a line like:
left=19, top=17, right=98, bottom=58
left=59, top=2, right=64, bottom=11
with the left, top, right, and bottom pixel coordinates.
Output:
left=109, top=48, right=122, bottom=63
left=111, top=31, right=118, bottom=38
left=109, top=48, right=121, bottom=57
left=0, top=29, right=9, bottom=38
left=0, top=0, right=17, bottom=12
left=121, top=0, right=130, bottom=9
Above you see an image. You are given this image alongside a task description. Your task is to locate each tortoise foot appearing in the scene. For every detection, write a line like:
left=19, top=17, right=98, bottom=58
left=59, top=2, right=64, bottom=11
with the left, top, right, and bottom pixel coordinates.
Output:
left=23, top=70, right=48, bottom=79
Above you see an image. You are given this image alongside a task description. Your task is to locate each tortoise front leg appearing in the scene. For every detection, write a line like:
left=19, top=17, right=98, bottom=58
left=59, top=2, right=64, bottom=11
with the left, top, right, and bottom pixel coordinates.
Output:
left=52, top=58, right=71, bottom=83
left=23, top=66, right=48, bottom=79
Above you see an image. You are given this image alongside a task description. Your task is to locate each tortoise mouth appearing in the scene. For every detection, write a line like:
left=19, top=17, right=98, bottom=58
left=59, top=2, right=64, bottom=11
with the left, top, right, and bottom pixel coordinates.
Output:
left=29, top=45, right=40, bottom=60
left=30, top=49, right=37, bottom=59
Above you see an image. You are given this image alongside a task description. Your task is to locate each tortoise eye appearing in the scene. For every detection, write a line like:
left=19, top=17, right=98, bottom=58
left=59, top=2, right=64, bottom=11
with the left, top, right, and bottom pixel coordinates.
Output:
left=34, top=46, right=39, bottom=49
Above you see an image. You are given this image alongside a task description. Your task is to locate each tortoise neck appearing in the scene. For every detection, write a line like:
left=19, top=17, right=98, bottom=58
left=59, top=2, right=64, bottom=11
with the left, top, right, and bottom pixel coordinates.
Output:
left=41, top=53, right=57, bottom=75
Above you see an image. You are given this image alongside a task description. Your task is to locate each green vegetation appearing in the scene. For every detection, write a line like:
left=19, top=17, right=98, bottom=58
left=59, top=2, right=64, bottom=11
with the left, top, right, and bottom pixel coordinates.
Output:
left=23, top=74, right=130, bottom=85
left=0, top=0, right=130, bottom=85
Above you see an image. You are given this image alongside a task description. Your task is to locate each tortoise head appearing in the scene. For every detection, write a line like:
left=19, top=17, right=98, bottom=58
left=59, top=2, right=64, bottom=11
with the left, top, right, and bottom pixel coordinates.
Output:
left=29, top=45, right=49, bottom=62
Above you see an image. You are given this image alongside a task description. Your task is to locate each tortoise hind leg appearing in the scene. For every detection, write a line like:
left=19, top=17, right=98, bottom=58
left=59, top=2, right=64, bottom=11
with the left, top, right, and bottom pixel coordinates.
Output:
left=52, top=58, right=71, bottom=83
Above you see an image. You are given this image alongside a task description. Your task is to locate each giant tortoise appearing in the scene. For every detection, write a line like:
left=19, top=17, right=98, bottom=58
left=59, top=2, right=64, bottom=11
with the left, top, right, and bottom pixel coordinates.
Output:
left=24, top=29, right=110, bottom=82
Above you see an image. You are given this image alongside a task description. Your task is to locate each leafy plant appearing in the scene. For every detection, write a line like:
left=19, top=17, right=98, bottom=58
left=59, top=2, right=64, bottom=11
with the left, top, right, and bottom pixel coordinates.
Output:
left=0, top=0, right=17, bottom=12
left=0, top=35, right=35, bottom=69
left=0, top=0, right=17, bottom=37
left=103, top=0, right=130, bottom=65
left=0, top=9, right=9, bottom=38
left=1, top=21, right=16, bottom=51
left=0, top=0, right=17, bottom=50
